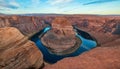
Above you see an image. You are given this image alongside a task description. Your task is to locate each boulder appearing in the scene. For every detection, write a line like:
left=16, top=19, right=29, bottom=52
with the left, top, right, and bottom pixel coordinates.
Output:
left=0, top=27, right=43, bottom=69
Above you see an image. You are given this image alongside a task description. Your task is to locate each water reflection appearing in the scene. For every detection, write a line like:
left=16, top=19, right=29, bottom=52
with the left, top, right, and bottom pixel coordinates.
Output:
left=30, top=26, right=97, bottom=63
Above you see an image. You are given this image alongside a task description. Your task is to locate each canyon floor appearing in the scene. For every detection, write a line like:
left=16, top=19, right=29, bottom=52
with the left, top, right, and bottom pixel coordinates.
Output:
left=0, top=14, right=120, bottom=69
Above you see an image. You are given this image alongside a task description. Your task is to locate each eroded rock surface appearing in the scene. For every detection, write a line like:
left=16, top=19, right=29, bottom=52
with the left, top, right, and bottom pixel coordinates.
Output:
left=0, top=27, right=43, bottom=69
left=44, top=46, right=120, bottom=69
left=0, top=15, right=120, bottom=37
left=41, top=17, right=81, bottom=55
left=0, top=16, right=48, bottom=35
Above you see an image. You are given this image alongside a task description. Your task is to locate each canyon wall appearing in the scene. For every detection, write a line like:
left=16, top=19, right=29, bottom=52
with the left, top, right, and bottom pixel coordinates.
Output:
left=0, top=15, right=120, bottom=45
left=0, top=27, right=43, bottom=69
left=0, top=15, right=120, bottom=35
left=0, top=15, right=48, bottom=35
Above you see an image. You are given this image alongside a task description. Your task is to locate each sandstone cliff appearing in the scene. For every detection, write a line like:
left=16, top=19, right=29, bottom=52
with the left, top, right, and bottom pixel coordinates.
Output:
left=0, top=15, right=120, bottom=36
left=44, top=46, right=120, bottom=69
left=0, top=15, right=119, bottom=45
left=0, top=27, right=43, bottom=69
left=0, top=15, right=48, bottom=35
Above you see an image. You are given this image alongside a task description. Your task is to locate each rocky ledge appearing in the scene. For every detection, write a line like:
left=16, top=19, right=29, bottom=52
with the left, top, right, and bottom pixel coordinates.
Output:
left=44, top=46, right=120, bottom=69
left=0, top=27, right=43, bottom=69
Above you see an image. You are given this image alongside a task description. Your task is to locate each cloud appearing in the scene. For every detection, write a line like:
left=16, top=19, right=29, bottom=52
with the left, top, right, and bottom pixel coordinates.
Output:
left=9, top=0, right=20, bottom=7
left=31, top=0, right=41, bottom=7
left=0, top=8, right=11, bottom=11
left=0, top=0, right=20, bottom=9
left=0, top=8, right=4, bottom=11
left=48, top=0, right=73, bottom=5
left=83, top=0, right=119, bottom=5
left=31, top=0, right=41, bottom=5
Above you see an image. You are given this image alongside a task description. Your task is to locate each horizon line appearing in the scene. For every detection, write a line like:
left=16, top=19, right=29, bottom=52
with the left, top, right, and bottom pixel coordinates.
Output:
left=0, top=12, right=120, bottom=16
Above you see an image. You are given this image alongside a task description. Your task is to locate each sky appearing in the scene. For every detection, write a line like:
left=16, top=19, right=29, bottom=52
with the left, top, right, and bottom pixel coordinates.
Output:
left=0, top=0, right=120, bottom=14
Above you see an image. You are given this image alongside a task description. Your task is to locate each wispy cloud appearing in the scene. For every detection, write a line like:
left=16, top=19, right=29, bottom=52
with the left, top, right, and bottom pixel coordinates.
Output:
left=0, top=8, right=4, bottom=11
left=31, top=0, right=41, bottom=6
left=9, top=0, right=20, bottom=8
left=48, top=0, right=73, bottom=5
left=0, top=0, right=20, bottom=9
left=30, top=0, right=41, bottom=8
left=0, top=8, right=11, bottom=11
left=83, top=0, right=119, bottom=5
left=33, top=0, right=41, bottom=4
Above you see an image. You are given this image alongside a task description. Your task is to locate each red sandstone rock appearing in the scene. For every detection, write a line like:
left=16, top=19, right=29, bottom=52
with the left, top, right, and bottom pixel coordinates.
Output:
left=51, top=17, right=75, bottom=37
left=41, top=17, right=81, bottom=55
left=0, top=27, right=43, bottom=69
left=0, top=16, right=48, bottom=35
left=44, top=46, right=120, bottom=69
left=0, top=15, right=120, bottom=36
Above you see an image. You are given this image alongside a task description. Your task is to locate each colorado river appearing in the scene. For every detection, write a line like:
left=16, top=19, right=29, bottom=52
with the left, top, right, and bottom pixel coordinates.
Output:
left=30, top=26, right=97, bottom=63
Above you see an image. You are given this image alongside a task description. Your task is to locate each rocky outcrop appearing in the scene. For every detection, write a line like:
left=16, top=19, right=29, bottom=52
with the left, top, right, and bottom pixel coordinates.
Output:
left=0, top=27, right=43, bottom=69
left=41, top=17, right=81, bottom=55
left=0, top=16, right=10, bottom=27
left=51, top=17, right=75, bottom=36
left=0, top=16, right=48, bottom=35
left=44, top=46, right=120, bottom=69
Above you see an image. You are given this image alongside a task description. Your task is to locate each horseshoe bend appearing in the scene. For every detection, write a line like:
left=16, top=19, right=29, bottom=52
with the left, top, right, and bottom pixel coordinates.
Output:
left=41, top=17, right=81, bottom=55
left=0, top=14, right=120, bottom=69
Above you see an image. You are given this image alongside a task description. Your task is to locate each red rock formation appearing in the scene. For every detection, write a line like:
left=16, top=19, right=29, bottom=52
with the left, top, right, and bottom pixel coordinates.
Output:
left=41, top=17, right=81, bottom=55
left=0, top=15, right=120, bottom=36
left=44, top=46, right=120, bottom=69
left=0, top=27, right=43, bottom=69
left=51, top=17, right=75, bottom=37
left=0, top=15, right=48, bottom=35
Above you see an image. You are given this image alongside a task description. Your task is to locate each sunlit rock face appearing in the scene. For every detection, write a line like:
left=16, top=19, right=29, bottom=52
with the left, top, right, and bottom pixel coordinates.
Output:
left=44, top=46, right=120, bottom=69
left=41, top=17, right=81, bottom=55
left=51, top=17, right=75, bottom=37
left=0, top=27, right=43, bottom=69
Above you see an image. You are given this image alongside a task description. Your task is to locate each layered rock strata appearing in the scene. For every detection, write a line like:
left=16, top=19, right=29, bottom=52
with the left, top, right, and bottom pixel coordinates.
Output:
left=0, top=27, right=43, bottom=69
left=41, top=17, right=81, bottom=55
left=44, top=46, right=120, bottom=69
